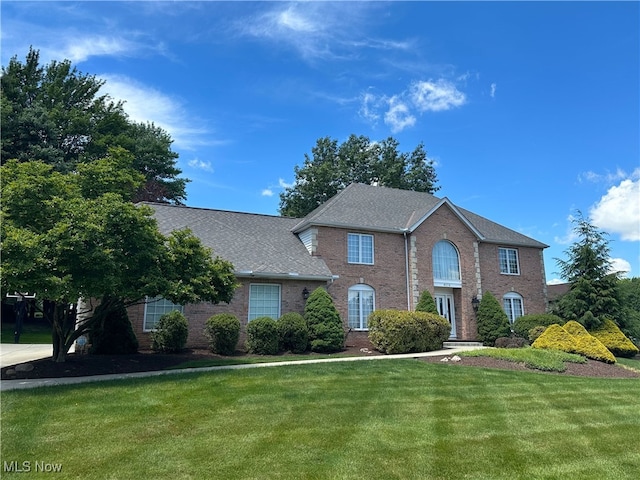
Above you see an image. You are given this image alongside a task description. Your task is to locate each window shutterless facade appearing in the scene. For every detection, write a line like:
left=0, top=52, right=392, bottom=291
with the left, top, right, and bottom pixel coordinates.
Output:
left=248, top=284, right=281, bottom=321
left=499, top=247, right=520, bottom=275
left=347, top=233, right=374, bottom=264
left=143, top=296, right=184, bottom=331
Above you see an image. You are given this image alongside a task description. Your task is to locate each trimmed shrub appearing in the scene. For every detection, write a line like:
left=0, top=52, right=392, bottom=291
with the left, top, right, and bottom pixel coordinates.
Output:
left=246, top=316, right=279, bottom=355
left=531, top=324, right=578, bottom=354
left=368, top=310, right=450, bottom=354
left=415, top=290, right=439, bottom=314
left=494, top=335, right=529, bottom=349
left=90, top=297, right=139, bottom=355
left=563, top=320, right=616, bottom=364
left=277, top=312, right=309, bottom=353
left=151, top=310, right=188, bottom=353
left=304, top=287, right=344, bottom=353
left=512, top=313, right=564, bottom=339
left=590, top=319, right=639, bottom=358
left=476, top=292, right=511, bottom=346
left=204, top=313, right=240, bottom=355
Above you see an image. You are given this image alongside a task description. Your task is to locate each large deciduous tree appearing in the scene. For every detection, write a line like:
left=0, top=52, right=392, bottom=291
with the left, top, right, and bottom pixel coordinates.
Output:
left=1, top=48, right=188, bottom=204
left=1, top=159, right=237, bottom=362
left=279, top=135, right=439, bottom=217
left=553, top=213, right=620, bottom=330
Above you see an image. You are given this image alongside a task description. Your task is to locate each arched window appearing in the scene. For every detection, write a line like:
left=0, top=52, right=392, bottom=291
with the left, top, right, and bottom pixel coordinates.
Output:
left=503, top=292, right=524, bottom=323
left=432, top=240, right=461, bottom=287
left=348, top=284, right=375, bottom=330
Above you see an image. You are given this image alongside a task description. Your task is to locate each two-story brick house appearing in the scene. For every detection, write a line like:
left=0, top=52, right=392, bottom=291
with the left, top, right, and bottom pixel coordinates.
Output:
left=128, top=183, right=549, bottom=349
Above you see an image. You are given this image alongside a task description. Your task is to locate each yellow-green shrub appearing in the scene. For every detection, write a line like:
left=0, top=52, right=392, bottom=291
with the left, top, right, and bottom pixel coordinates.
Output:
left=589, top=319, right=639, bottom=358
left=563, top=321, right=615, bottom=364
left=531, top=324, right=578, bottom=353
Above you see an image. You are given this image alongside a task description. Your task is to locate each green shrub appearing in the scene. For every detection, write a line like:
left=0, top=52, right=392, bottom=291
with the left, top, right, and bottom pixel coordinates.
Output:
left=204, top=313, right=240, bottom=355
left=512, top=313, right=564, bottom=339
left=563, top=320, right=615, bottom=364
left=415, top=290, right=438, bottom=314
left=494, top=335, right=528, bottom=348
left=531, top=324, right=578, bottom=354
left=589, top=319, right=639, bottom=358
left=528, top=326, right=547, bottom=343
left=89, top=297, right=139, bottom=355
left=277, top=312, right=309, bottom=353
left=476, top=292, right=511, bottom=346
left=304, top=287, right=344, bottom=353
left=246, top=316, right=280, bottom=355
left=151, top=310, right=188, bottom=353
left=368, top=310, right=450, bottom=354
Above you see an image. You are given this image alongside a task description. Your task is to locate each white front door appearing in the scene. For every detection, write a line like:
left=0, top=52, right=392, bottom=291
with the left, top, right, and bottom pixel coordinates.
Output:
left=434, top=291, right=456, bottom=338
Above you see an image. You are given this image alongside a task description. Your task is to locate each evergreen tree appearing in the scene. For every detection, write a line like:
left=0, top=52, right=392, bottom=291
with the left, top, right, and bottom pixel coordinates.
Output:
left=476, top=291, right=511, bottom=346
left=304, top=287, right=344, bottom=353
left=415, top=290, right=439, bottom=314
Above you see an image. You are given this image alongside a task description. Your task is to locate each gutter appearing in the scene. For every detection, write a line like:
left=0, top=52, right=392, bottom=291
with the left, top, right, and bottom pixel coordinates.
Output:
left=234, top=271, right=338, bottom=282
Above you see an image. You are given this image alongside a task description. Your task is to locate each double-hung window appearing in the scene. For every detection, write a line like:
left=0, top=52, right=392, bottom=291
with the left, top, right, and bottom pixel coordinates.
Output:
left=248, top=284, right=281, bottom=321
left=503, top=293, right=524, bottom=323
left=348, top=233, right=374, bottom=264
left=348, top=284, right=375, bottom=330
left=143, top=296, right=184, bottom=331
left=499, top=247, right=520, bottom=275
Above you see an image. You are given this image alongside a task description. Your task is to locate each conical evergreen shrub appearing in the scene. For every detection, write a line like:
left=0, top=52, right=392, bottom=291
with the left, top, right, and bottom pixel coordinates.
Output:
left=304, top=287, right=344, bottom=353
left=476, top=291, right=511, bottom=346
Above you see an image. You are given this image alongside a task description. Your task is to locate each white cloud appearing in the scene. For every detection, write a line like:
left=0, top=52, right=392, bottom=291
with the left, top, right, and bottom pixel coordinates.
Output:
left=490, top=83, right=497, bottom=98
left=609, top=258, right=631, bottom=277
left=278, top=178, right=294, bottom=189
left=590, top=170, right=640, bottom=241
left=99, top=74, right=211, bottom=150
left=60, top=36, right=139, bottom=63
left=579, top=167, right=628, bottom=184
left=261, top=189, right=274, bottom=197
left=188, top=158, right=213, bottom=172
left=384, top=96, right=416, bottom=133
left=547, top=278, right=566, bottom=286
left=409, top=80, right=466, bottom=112
left=359, top=92, right=382, bottom=123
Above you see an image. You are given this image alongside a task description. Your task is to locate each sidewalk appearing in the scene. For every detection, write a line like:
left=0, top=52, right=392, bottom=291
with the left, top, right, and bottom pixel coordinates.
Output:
left=0, top=345, right=485, bottom=391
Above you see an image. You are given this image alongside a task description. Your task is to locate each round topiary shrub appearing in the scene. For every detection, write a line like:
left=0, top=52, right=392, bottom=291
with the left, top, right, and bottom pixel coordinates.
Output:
left=368, top=310, right=450, bottom=354
left=246, top=316, right=280, bottom=355
left=494, top=335, right=529, bottom=349
left=151, top=310, right=188, bottom=353
left=563, top=320, right=615, bottom=364
left=204, top=313, right=240, bottom=355
left=304, top=287, right=344, bottom=353
left=476, top=292, right=511, bottom=346
left=531, top=324, right=578, bottom=354
left=589, top=319, right=639, bottom=358
left=277, top=312, right=309, bottom=353
left=415, top=290, right=439, bottom=314
left=512, top=313, right=564, bottom=339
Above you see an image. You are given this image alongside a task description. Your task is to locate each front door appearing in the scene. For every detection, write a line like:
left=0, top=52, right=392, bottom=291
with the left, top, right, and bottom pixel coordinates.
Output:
left=434, top=291, right=456, bottom=338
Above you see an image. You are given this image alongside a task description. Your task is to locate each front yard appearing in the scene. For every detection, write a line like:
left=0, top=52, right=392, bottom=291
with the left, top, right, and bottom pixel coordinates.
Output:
left=2, top=359, right=639, bottom=479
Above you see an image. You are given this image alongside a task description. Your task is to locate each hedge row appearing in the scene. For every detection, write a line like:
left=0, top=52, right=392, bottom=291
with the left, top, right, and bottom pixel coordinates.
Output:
left=368, top=310, right=450, bottom=354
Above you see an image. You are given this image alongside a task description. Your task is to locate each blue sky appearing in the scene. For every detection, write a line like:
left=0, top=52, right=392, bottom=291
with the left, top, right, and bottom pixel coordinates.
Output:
left=2, top=1, right=639, bottom=283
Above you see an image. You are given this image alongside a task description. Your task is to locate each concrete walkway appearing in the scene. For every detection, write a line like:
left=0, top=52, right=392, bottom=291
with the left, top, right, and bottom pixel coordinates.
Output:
left=0, top=345, right=485, bottom=391
left=0, top=343, right=54, bottom=368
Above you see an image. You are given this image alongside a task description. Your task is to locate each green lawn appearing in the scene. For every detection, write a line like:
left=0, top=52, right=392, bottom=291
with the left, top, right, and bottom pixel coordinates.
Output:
left=2, top=360, right=639, bottom=479
left=0, top=321, right=51, bottom=344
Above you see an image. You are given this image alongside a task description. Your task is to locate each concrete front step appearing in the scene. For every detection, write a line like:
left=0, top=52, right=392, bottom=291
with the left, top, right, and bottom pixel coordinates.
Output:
left=443, top=341, right=484, bottom=348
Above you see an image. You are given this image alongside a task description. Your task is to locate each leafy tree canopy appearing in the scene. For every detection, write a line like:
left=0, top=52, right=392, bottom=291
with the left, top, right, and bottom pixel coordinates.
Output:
left=0, top=159, right=238, bottom=362
left=279, top=134, right=439, bottom=217
left=553, top=212, right=620, bottom=329
left=1, top=48, right=188, bottom=204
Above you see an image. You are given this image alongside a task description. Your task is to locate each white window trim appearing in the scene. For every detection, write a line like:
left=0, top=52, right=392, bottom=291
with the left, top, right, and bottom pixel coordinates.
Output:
left=348, top=284, right=375, bottom=331
left=503, top=292, right=524, bottom=324
left=143, top=296, right=184, bottom=332
left=248, top=283, right=281, bottom=322
left=432, top=240, right=462, bottom=288
left=348, top=233, right=374, bottom=265
left=499, top=247, right=520, bottom=275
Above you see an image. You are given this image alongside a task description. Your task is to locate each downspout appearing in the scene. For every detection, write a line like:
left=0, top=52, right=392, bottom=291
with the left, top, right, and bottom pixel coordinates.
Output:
left=403, top=230, right=411, bottom=311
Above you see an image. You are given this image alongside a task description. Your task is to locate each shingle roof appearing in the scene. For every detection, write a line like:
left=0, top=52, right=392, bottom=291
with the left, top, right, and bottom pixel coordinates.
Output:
left=293, top=183, right=548, bottom=248
left=143, top=203, right=335, bottom=279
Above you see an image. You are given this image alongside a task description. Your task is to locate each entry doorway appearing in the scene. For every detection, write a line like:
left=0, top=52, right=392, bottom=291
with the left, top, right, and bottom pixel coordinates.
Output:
left=434, top=289, right=456, bottom=339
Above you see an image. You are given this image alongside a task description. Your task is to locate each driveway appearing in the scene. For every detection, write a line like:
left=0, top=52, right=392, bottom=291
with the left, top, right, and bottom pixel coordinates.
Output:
left=0, top=343, right=54, bottom=367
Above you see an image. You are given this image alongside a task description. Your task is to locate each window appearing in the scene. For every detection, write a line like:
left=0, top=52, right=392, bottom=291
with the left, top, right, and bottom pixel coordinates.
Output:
left=248, top=284, right=281, bottom=321
left=432, top=240, right=461, bottom=287
left=348, top=233, right=374, bottom=264
left=348, top=284, right=375, bottom=330
left=499, top=248, right=520, bottom=275
left=143, top=296, right=184, bottom=331
left=503, top=293, right=524, bottom=323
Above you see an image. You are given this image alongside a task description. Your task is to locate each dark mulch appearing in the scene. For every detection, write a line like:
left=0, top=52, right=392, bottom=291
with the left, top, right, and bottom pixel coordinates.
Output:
left=2, top=346, right=639, bottom=381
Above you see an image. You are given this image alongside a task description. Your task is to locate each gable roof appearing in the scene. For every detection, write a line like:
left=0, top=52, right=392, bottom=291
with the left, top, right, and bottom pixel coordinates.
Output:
left=293, top=183, right=548, bottom=248
left=143, top=203, right=335, bottom=280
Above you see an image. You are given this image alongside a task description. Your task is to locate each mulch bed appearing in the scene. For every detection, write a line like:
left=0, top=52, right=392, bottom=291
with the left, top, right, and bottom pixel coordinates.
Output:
left=3, top=346, right=640, bottom=380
